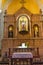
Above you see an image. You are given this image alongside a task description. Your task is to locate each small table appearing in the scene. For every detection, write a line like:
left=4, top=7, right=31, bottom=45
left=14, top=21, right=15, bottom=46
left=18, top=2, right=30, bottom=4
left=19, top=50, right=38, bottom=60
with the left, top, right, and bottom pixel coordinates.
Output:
left=11, top=52, right=33, bottom=65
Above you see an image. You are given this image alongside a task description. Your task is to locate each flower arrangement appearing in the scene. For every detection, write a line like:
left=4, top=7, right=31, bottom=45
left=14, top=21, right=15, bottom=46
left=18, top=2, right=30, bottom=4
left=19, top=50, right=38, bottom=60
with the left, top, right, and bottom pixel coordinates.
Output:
left=26, top=42, right=29, bottom=47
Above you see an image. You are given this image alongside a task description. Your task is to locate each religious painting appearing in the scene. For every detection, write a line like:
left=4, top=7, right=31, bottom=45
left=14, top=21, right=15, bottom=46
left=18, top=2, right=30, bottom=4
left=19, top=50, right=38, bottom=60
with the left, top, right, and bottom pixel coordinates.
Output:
left=18, top=15, right=29, bottom=34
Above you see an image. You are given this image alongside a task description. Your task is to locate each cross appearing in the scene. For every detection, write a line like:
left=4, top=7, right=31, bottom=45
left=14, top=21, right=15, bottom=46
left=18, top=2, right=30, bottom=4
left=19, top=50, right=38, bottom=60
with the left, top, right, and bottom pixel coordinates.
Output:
left=20, top=0, right=26, bottom=7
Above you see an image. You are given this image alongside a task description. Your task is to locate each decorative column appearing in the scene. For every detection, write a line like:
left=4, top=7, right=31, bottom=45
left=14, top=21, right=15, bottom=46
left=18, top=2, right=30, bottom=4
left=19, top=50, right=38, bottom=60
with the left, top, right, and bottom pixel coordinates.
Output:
left=0, top=11, right=4, bottom=49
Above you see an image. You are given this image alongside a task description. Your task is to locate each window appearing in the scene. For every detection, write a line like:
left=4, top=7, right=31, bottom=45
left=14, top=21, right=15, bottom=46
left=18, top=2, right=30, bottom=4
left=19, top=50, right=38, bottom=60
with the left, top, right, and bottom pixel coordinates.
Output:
left=33, top=24, right=39, bottom=37
left=8, top=25, right=13, bottom=38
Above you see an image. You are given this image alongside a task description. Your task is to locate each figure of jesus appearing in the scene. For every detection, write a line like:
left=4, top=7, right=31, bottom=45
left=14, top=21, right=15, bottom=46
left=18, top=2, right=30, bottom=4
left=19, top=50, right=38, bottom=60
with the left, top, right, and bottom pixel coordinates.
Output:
left=22, top=22, right=26, bottom=31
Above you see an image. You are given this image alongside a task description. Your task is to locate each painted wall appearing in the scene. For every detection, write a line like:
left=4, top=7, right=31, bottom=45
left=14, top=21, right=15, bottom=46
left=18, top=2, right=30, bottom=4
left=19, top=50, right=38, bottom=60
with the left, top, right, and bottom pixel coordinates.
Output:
left=2, top=0, right=7, bottom=8
left=2, top=0, right=43, bottom=14
left=2, top=0, right=41, bottom=14
left=7, top=0, right=40, bottom=14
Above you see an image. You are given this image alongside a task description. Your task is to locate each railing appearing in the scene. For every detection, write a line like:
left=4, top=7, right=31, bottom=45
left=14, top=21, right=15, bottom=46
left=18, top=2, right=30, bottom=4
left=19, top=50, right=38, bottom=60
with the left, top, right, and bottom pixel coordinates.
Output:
left=33, top=61, right=43, bottom=65
left=8, top=47, right=40, bottom=58
left=0, top=61, right=9, bottom=65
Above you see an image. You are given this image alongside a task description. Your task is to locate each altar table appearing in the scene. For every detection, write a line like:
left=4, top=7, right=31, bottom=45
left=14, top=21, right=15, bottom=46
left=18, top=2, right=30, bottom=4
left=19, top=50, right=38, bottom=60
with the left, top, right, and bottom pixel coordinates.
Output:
left=11, top=52, right=33, bottom=65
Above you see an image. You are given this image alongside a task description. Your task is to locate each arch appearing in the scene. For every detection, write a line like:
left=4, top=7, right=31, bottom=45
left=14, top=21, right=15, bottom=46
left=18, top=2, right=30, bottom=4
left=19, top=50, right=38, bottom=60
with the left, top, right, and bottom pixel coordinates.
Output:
left=16, top=14, right=30, bottom=21
left=33, top=24, right=39, bottom=37
left=16, top=14, right=31, bottom=34
left=8, top=25, right=13, bottom=38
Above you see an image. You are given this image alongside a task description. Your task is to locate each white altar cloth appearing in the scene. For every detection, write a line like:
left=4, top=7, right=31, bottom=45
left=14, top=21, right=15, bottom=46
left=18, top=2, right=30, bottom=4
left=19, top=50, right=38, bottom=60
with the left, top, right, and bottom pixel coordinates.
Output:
left=12, top=52, right=33, bottom=58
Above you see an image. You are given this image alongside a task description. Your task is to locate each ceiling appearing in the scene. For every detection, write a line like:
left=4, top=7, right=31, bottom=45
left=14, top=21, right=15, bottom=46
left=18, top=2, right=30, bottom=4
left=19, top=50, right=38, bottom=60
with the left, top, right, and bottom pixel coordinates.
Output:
left=1, top=0, right=43, bottom=14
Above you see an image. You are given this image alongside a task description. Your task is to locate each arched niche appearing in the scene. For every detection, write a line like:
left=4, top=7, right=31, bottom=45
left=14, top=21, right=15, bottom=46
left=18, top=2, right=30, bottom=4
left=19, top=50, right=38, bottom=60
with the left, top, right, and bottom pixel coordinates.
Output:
left=33, top=24, right=39, bottom=37
left=16, top=14, right=31, bottom=34
left=8, top=25, right=13, bottom=38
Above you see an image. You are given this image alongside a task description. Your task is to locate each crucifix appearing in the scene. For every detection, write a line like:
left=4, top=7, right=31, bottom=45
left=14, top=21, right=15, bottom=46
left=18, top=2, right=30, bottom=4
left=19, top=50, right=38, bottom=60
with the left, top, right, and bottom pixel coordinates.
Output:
left=20, top=0, right=26, bottom=7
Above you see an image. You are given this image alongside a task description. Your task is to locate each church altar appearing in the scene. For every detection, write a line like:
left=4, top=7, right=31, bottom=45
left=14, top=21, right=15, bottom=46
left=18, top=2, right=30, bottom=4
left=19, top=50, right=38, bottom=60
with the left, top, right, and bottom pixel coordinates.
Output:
left=11, top=52, right=33, bottom=65
left=12, top=52, right=33, bottom=58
